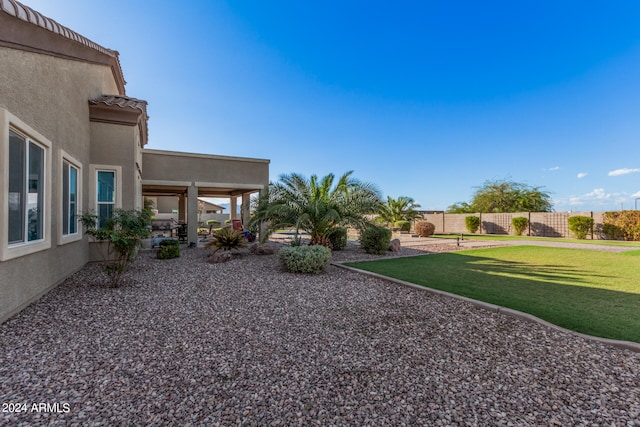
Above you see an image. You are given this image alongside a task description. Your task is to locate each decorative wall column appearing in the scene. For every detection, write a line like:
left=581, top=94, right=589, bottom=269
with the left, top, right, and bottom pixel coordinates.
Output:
left=230, top=196, right=238, bottom=220
left=187, top=183, right=198, bottom=245
left=178, top=194, right=187, bottom=222
left=241, top=193, right=251, bottom=226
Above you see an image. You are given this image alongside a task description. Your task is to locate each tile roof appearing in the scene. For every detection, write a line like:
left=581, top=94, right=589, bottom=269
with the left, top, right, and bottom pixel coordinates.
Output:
left=0, top=0, right=117, bottom=58
left=90, top=95, right=149, bottom=146
left=90, top=95, right=148, bottom=114
left=1, top=0, right=127, bottom=94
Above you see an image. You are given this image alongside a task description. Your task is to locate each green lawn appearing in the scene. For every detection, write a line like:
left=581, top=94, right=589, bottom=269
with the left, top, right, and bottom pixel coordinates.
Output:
left=432, top=233, right=640, bottom=247
left=346, top=246, right=640, bottom=342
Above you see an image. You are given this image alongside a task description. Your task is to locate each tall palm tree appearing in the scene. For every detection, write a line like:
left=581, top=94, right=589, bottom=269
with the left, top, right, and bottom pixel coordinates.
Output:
left=249, top=171, right=382, bottom=245
left=377, top=196, right=422, bottom=226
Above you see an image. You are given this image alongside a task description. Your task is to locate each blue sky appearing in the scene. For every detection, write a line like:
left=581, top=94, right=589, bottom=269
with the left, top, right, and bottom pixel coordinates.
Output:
left=25, top=0, right=640, bottom=211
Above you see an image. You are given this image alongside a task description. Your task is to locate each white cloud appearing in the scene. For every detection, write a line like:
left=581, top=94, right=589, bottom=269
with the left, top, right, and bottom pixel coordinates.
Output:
left=547, top=166, right=560, bottom=171
left=569, top=188, right=613, bottom=206
left=632, top=191, right=640, bottom=198
left=577, top=172, right=587, bottom=179
left=608, top=168, right=640, bottom=177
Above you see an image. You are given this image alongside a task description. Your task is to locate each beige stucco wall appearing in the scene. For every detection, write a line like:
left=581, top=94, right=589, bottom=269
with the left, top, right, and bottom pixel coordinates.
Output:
left=90, top=122, right=142, bottom=211
left=0, top=46, right=120, bottom=323
left=142, top=150, right=269, bottom=186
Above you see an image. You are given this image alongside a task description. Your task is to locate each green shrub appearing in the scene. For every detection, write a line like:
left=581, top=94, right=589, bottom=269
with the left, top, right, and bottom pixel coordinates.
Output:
left=80, top=209, right=150, bottom=287
left=415, top=221, right=435, bottom=237
left=602, top=223, right=623, bottom=240
left=328, top=227, right=348, bottom=251
left=465, top=216, right=481, bottom=233
left=395, top=221, right=411, bottom=232
left=207, top=227, right=247, bottom=252
left=279, top=245, right=332, bottom=274
left=568, top=215, right=594, bottom=240
left=602, top=211, right=640, bottom=241
left=157, top=239, right=180, bottom=259
left=360, top=224, right=392, bottom=254
left=511, top=216, right=529, bottom=236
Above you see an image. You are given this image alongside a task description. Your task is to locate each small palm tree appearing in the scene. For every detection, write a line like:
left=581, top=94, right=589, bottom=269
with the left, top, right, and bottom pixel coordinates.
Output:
left=249, top=171, right=382, bottom=245
left=377, top=196, right=422, bottom=227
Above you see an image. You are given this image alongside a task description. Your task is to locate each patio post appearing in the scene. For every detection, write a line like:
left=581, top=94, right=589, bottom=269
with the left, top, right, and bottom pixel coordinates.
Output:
left=187, top=183, right=198, bottom=245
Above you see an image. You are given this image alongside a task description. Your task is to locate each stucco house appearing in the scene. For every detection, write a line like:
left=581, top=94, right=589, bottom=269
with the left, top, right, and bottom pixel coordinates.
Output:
left=0, top=0, right=269, bottom=323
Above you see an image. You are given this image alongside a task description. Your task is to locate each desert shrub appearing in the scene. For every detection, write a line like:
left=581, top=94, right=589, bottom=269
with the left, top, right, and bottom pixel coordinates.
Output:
left=511, top=216, right=529, bottom=236
left=328, top=227, right=348, bottom=251
left=601, top=223, right=623, bottom=240
left=360, top=224, right=392, bottom=254
left=207, top=227, right=247, bottom=252
left=415, top=221, right=436, bottom=237
left=290, top=236, right=304, bottom=247
left=465, top=216, right=481, bottom=233
left=279, top=245, right=331, bottom=274
left=80, top=209, right=150, bottom=287
left=395, top=220, right=411, bottom=232
left=568, top=216, right=594, bottom=240
left=602, top=211, right=640, bottom=241
left=157, top=239, right=180, bottom=259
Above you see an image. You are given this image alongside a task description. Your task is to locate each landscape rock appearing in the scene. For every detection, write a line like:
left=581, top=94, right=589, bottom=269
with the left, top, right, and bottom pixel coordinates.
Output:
left=389, top=238, right=401, bottom=252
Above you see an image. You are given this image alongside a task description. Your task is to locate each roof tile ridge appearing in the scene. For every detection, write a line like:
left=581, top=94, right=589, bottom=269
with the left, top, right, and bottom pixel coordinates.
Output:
left=1, top=0, right=118, bottom=58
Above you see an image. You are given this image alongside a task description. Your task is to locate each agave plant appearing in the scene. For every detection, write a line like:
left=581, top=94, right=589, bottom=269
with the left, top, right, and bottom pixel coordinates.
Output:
left=249, top=171, right=382, bottom=245
left=207, top=227, right=247, bottom=252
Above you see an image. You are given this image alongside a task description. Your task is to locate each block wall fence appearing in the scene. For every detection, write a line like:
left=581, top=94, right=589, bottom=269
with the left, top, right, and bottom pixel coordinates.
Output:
left=419, top=212, right=607, bottom=239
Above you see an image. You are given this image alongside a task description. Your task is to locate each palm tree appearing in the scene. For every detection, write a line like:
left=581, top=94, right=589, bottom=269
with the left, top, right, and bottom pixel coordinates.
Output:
left=377, top=196, right=422, bottom=226
left=249, top=171, right=382, bottom=245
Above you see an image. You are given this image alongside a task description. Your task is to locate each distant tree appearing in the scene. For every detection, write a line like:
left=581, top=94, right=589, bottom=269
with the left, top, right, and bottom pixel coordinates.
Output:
left=447, top=179, right=553, bottom=213
left=377, top=196, right=422, bottom=226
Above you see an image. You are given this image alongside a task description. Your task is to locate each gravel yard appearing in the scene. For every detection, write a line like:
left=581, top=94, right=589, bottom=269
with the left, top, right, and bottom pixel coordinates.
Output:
left=1, top=243, right=639, bottom=426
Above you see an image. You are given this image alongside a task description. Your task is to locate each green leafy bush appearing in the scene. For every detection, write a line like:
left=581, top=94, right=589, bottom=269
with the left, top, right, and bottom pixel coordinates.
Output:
left=395, top=221, right=411, bottom=232
left=360, top=224, right=392, bottom=254
left=602, top=211, right=640, bottom=241
left=157, top=239, right=180, bottom=259
left=415, top=221, right=435, bottom=237
left=511, top=216, right=529, bottom=236
left=602, top=223, right=623, bottom=240
left=328, top=227, right=348, bottom=251
left=279, top=245, right=332, bottom=274
left=207, top=227, right=247, bottom=252
left=465, top=216, right=481, bottom=233
left=568, top=215, right=594, bottom=240
left=80, top=209, right=151, bottom=287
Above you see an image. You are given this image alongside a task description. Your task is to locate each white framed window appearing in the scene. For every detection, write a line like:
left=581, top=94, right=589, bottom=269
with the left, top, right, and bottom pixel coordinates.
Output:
left=1, top=108, right=52, bottom=261
left=89, top=165, right=122, bottom=228
left=97, top=170, right=115, bottom=227
left=59, top=150, right=82, bottom=245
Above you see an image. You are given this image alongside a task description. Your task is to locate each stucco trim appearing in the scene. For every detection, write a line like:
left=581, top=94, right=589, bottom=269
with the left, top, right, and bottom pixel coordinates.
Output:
left=195, top=182, right=265, bottom=190
left=58, top=149, right=83, bottom=246
left=142, top=179, right=193, bottom=187
left=88, top=164, right=122, bottom=216
left=142, top=148, right=270, bottom=164
left=0, top=108, right=52, bottom=261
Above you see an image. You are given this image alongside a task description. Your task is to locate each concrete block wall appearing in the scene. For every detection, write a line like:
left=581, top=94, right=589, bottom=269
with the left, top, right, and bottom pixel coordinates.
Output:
left=419, top=212, right=608, bottom=239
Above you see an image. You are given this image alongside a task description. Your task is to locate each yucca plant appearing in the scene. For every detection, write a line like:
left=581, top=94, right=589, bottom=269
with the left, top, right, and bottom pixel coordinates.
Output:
left=207, top=227, right=247, bottom=253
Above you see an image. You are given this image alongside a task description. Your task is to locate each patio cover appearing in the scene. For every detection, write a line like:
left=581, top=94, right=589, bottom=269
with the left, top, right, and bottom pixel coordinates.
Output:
left=141, top=149, right=269, bottom=244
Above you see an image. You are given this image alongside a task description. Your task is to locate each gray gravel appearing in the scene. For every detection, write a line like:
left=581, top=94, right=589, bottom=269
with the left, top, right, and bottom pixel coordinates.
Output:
left=1, top=243, right=639, bottom=426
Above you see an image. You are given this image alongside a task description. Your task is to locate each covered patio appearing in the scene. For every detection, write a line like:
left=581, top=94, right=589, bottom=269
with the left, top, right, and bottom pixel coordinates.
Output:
left=141, top=149, right=270, bottom=244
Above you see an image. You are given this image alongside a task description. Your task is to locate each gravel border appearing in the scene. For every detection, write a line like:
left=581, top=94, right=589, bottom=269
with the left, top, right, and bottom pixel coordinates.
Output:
left=1, top=243, right=639, bottom=425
